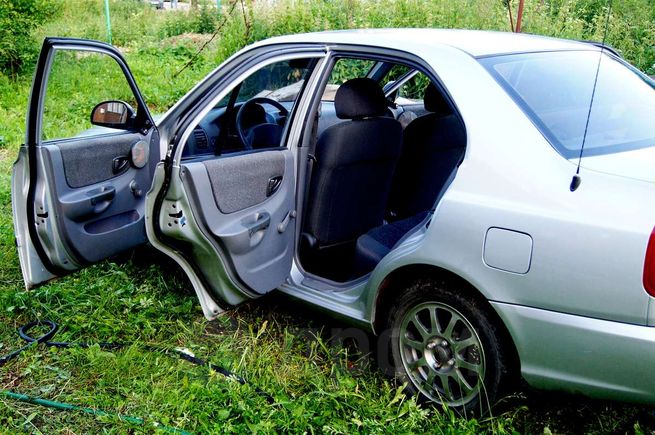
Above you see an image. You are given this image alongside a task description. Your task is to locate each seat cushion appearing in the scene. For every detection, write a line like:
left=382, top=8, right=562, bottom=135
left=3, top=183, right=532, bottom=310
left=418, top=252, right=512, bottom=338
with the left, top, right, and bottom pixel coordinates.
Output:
left=354, top=212, right=428, bottom=275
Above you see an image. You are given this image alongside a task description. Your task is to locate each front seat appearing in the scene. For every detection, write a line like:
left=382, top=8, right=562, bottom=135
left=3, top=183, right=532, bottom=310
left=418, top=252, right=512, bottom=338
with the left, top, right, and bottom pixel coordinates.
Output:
left=303, top=78, right=403, bottom=250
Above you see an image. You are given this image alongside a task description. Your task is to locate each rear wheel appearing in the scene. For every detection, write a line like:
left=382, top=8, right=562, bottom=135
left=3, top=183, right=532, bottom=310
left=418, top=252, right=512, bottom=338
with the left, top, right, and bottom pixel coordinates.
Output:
left=386, top=280, right=508, bottom=413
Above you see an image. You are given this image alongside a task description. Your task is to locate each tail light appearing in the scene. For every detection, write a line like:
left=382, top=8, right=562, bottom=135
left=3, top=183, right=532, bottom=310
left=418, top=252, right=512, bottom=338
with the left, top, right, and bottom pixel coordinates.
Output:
left=644, top=227, right=655, bottom=297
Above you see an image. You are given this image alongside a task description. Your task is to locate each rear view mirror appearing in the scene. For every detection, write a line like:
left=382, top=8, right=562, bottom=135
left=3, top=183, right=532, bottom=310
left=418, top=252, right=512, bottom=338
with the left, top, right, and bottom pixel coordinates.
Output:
left=90, top=100, right=135, bottom=130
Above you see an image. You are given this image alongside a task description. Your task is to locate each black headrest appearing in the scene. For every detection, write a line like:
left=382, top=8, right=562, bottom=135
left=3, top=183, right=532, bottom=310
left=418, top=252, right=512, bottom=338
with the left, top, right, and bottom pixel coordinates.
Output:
left=424, top=83, right=452, bottom=117
left=335, top=78, right=387, bottom=120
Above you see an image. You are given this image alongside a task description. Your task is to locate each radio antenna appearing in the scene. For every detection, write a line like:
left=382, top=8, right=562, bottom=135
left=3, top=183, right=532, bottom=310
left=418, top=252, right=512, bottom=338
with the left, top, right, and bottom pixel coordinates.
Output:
left=570, top=0, right=613, bottom=192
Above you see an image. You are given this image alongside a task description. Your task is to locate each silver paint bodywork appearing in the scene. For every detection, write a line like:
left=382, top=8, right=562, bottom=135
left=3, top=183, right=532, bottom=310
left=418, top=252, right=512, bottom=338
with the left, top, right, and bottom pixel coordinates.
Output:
left=14, top=30, right=655, bottom=404
left=256, top=30, right=655, bottom=403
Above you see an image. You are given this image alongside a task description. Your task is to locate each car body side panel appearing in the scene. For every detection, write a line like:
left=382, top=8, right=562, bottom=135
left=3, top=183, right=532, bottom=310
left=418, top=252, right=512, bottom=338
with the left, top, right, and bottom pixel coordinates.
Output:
left=12, top=147, right=56, bottom=287
left=491, top=301, right=655, bottom=404
left=344, top=42, right=655, bottom=404
left=364, top=46, right=655, bottom=327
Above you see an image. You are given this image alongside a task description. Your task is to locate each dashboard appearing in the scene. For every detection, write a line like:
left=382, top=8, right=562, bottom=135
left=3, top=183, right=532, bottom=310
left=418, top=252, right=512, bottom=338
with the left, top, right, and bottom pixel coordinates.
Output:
left=181, top=100, right=407, bottom=159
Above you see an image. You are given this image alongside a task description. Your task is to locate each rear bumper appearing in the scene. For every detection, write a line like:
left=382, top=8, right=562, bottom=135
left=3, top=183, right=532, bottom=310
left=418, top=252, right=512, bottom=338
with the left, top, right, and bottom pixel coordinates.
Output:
left=491, top=301, right=655, bottom=405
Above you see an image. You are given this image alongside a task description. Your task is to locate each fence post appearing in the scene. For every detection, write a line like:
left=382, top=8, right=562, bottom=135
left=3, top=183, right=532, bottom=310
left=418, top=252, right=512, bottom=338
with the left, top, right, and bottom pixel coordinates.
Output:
left=104, top=0, right=112, bottom=45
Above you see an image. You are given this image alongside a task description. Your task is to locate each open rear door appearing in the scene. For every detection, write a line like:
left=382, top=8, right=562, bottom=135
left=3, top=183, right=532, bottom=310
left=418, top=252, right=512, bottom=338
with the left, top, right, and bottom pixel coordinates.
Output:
left=12, top=38, right=158, bottom=287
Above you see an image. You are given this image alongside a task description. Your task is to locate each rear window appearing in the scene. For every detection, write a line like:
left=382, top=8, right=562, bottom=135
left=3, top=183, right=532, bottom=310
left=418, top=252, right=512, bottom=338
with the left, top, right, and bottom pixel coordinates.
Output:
left=480, top=51, right=655, bottom=158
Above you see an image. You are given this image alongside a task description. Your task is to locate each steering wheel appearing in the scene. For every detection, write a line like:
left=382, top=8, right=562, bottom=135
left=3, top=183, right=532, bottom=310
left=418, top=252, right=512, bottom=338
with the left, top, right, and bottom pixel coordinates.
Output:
left=235, top=97, right=289, bottom=150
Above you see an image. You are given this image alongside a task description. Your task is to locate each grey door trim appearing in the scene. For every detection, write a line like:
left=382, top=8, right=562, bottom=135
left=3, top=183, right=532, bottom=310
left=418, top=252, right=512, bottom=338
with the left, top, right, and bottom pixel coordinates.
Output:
left=147, top=48, right=329, bottom=307
left=24, top=37, right=154, bottom=275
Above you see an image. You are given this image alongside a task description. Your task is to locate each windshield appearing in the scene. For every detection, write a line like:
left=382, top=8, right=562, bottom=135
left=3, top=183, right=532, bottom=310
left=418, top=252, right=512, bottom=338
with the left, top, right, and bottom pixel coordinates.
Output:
left=480, top=51, right=655, bottom=158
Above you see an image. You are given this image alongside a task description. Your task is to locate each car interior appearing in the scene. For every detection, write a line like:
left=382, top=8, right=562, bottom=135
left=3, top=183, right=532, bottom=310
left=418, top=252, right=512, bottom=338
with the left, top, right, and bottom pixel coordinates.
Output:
left=180, top=55, right=467, bottom=285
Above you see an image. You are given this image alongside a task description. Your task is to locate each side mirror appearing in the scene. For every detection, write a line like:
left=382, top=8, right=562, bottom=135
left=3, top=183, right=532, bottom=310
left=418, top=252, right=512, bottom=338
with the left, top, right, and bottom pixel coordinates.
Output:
left=90, top=100, right=136, bottom=130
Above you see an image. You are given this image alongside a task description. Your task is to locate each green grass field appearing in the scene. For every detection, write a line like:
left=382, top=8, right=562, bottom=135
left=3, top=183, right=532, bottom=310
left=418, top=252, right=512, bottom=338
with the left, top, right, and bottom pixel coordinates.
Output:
left=1, top=0, right=655, bottom=432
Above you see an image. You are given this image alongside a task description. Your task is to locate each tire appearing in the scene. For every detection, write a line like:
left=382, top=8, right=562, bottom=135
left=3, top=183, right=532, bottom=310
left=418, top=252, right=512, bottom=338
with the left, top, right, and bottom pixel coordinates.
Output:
left=385, top=279, right=508, bottom=414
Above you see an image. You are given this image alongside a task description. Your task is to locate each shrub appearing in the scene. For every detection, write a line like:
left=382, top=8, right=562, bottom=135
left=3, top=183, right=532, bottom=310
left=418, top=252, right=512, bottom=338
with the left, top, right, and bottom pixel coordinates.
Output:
left=207, top=0, right=655, bottom=75
left=196, top=3, right=218, bottom=34
left=0, top=0, right=60, bottom=76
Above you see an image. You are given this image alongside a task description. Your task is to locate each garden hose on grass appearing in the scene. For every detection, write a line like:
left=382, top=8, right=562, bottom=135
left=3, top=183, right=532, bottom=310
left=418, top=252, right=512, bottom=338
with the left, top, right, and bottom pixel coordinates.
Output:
left=0, top=319, right=274, bottom=432
left=1, top=390, right=190, bottom=435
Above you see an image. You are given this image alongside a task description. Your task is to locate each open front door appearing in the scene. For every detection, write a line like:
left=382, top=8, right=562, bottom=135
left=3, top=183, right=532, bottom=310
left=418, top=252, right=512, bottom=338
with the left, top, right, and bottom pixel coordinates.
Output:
left=12, top=38, right=158, bottom=288
left=145, top=51, right=326, bottom=319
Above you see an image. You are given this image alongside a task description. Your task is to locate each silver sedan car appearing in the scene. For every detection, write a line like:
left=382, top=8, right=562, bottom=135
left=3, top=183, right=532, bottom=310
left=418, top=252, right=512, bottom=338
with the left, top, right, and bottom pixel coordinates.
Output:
left=12, top=29, right=655, bottom=412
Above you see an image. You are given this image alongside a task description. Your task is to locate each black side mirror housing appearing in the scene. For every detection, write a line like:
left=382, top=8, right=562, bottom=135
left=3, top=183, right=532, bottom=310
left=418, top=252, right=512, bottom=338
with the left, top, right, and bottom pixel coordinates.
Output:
left=90, top=100, right=136, bottom=130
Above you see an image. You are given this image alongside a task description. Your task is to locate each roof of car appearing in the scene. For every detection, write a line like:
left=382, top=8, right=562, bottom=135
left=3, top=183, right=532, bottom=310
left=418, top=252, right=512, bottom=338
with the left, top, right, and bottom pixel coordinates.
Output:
left=258, top=28, right=597, bottom=57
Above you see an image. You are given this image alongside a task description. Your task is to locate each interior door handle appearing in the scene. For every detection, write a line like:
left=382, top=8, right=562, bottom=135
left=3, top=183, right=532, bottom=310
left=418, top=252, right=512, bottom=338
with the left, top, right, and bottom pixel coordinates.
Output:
left=88, top=186, right=116, bottom=206
left=267, top=176, right=283, bottom=197
left=220, top=212, right=271, bottom=254
left=245, top=212, right=270, bottom=237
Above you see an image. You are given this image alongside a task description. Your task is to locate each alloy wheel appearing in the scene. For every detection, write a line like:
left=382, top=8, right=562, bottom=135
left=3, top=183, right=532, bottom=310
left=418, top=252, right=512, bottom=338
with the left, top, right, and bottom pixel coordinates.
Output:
left=398, top=301, right=485, bottom=406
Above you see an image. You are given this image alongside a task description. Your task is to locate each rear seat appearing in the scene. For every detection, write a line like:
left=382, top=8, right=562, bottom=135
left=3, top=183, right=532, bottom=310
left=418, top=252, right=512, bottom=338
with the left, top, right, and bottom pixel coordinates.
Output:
left=353, top=83, right=466, bottom=275
left=354, top=212, right=428, bottom=275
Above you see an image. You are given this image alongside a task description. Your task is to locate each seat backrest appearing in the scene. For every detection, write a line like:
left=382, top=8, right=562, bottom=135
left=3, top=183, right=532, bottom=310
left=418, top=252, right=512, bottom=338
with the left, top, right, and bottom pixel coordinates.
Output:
left=304, top=78, right=403, bottom=248
left=387, top=83, right=466, bottom=220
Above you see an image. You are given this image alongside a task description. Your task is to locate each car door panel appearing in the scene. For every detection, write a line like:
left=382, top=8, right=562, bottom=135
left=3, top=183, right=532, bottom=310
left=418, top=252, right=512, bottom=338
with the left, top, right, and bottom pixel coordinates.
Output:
left=12, top=37, right=157, bottom=288
left=34, top=131, right=156, bottom=265
left=57, top=134, right=137, bottom=188
left=177, top=149, right=295, bottom=293
left=203, top=151, right=286, bottom=214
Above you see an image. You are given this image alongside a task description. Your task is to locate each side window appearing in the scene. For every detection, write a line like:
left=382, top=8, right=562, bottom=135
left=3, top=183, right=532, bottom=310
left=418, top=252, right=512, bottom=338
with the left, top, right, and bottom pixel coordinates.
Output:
left=184, top=57, right=316, bottom=157
left=42, top=50, right=138, bottom=141
left=379, top=63, right=411, bottom=90
left=322, top=58, right=375, bottom=101
left=235, top=60, right=311, bottom=104
left=395, top=72, right=431, bottom=105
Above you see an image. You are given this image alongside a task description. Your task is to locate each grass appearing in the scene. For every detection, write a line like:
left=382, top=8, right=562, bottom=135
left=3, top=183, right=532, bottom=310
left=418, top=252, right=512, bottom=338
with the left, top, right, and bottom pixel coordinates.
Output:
left=1, top=0, right=655, bottom=433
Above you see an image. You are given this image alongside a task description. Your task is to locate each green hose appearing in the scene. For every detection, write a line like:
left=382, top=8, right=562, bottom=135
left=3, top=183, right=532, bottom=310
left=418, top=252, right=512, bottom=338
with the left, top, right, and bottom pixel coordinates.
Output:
left=1, top=390, right=191, bottom=434
left=1, top=319, right=272, bottom=432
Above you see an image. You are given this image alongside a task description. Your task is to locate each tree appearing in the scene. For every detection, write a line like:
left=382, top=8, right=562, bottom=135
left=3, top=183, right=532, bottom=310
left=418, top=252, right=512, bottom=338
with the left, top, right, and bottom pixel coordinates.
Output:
left=0, top=0, right=58, bottom=76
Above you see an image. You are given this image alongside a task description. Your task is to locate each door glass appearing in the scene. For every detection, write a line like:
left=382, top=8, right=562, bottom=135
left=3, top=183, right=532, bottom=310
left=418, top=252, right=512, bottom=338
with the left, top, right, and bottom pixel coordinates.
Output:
left=323, top=58, right=375, bottom=101
left=42, top=49, right=138, bottom=141
left=380, top=63, right=411, bottom=89
left=395, top=72, right=431, bottom=105
left=184, top=58, right=317, bottom=156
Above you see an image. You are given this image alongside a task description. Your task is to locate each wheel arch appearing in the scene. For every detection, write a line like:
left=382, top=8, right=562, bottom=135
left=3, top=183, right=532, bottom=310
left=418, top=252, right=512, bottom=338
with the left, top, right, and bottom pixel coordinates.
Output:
left=372, top=263, right=521, bottom=376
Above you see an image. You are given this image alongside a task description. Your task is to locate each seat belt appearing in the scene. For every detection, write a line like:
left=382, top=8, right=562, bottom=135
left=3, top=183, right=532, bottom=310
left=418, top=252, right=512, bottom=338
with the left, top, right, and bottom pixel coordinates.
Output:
left=299, top=111, right=320, bottom=248
left=302, top=111, right=320, bottom=212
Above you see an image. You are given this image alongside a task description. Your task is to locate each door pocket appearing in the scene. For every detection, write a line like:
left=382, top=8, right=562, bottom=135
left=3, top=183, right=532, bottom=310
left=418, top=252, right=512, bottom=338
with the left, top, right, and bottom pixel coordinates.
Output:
left=84, top=210, right=140, bottom=234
